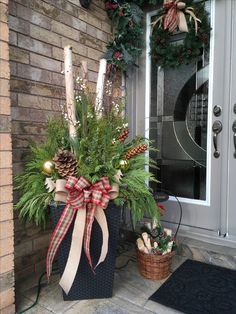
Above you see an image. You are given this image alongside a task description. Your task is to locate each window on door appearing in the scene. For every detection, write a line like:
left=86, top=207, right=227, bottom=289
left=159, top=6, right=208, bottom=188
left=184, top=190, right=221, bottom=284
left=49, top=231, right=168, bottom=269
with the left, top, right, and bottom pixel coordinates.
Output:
left=149, top=1, right=211, bottom=201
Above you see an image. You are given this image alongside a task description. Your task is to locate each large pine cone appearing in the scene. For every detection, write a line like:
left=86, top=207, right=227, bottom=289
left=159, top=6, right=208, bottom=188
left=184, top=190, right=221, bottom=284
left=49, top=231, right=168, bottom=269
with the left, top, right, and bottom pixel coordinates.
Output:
left=53, top=150, right=77, bottom=178
left=118, top=128, right=129, bottom=142
left=124, top=143, right=148, bottom=160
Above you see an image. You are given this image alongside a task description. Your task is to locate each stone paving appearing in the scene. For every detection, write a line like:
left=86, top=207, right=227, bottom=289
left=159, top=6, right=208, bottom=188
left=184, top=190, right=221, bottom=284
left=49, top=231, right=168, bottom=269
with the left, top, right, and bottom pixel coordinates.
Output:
left=16, top=252, right=186, bottom=314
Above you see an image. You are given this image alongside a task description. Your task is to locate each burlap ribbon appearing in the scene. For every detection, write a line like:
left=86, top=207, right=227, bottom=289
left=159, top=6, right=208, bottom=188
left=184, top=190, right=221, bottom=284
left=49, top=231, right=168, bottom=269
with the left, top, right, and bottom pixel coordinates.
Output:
left=153, top=0, right=201, bottom=34
left=46, top=176, right=119, bottom=294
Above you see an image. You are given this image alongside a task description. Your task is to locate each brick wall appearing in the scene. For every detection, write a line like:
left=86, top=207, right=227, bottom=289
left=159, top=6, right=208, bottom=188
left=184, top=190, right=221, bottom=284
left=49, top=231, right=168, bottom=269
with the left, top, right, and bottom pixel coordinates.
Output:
left=0, top=0, right=15, bottom=313
left=8, top=0, right=111, bottom=281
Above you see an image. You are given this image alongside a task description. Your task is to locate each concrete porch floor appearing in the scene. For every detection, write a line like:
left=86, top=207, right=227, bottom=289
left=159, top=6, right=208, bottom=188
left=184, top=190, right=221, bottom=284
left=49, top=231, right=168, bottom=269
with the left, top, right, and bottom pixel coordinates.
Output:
left=16, top=251, right=186, bottom=314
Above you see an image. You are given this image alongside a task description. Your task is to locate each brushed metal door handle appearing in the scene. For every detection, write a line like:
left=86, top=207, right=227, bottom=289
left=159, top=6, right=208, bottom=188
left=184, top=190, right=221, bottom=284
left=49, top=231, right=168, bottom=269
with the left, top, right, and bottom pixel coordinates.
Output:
left=212, top=121, right=222, bottom=158
left=232, top=121, right=236, bottom=158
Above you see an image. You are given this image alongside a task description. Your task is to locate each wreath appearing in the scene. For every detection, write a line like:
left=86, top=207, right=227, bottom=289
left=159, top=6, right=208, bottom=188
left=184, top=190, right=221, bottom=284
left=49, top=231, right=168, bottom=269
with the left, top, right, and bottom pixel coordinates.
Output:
left=151, top=0, right=211, bottom=68
left=104, top=0, right=211, bottom=70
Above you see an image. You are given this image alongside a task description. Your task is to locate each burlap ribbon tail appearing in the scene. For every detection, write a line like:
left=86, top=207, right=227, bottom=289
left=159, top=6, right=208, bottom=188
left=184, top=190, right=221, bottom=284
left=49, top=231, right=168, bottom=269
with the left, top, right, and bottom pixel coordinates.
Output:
left=46, top=176, right=119, bottom=294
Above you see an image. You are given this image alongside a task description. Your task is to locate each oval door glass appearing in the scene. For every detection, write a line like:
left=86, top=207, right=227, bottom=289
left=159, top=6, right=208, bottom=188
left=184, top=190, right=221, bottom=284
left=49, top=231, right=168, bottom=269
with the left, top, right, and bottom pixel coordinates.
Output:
left=149, top=1, right=211, bottom=201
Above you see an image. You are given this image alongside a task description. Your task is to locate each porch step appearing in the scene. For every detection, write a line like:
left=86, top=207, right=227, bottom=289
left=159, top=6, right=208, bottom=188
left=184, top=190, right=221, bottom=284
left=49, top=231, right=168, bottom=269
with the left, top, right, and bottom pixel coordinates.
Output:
left=177, top=236, right=236, bottom=270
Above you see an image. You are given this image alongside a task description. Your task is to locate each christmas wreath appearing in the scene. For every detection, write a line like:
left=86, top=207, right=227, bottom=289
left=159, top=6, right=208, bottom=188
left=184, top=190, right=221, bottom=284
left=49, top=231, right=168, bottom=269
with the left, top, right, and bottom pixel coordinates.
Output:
left=151, top=0, right=211, bottom=68
left=104, top=0, right=211, bottom=70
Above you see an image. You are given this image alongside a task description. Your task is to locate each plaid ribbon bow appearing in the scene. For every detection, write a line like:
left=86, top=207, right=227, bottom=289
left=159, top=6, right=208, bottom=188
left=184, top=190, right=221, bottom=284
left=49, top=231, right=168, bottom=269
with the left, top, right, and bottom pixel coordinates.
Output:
left=46, top=176, right=112, bottom=294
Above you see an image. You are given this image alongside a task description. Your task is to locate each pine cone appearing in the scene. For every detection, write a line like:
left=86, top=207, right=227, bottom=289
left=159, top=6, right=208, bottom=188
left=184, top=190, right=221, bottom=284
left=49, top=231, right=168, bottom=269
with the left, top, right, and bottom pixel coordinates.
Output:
left=53, top=150, right=77, bottom=178
left=118, top=128, right=129, bottom=142
left=124, top=143, right=148, bottom=160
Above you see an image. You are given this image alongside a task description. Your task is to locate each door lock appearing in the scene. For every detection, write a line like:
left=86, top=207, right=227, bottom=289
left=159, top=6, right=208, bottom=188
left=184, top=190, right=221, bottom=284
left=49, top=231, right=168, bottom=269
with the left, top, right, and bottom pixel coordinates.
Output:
left=232, top=121, right=236, bottom=158
left=213, top=105, right=222, bottom=117
left=212, top=121, right=223, bottom=158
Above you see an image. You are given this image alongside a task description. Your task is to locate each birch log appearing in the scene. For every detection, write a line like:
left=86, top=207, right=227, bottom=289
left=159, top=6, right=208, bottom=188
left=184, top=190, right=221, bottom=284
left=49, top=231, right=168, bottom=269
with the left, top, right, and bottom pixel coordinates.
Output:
left=81, top=60, right=88, bottom=83
left=95, top=58, right=107, bottom=115
left=64, top=46, right=76, bottom=138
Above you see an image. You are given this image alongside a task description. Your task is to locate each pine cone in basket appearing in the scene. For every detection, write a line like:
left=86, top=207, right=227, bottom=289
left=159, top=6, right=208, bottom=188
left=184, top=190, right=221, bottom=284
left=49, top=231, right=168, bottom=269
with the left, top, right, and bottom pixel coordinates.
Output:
left=53, top=150, right=78, bottom=178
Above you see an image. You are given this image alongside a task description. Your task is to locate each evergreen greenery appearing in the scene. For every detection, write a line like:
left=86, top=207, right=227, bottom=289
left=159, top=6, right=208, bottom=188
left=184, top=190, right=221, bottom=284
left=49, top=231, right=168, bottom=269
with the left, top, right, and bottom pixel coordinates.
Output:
left=14, top=119, right=70, bottom=227
left=151, top=0, right=211, bottom=68
left=104, top=0, right=211, bottom=70
left=15, top=81, right=161, bottom=227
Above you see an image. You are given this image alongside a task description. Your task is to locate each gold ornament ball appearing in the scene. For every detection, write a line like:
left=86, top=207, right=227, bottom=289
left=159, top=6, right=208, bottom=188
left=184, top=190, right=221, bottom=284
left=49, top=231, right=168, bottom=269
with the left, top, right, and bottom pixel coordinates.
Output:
left=119, top=159, right=130, bottom=171
left=43, top=161, right=55, bottom=175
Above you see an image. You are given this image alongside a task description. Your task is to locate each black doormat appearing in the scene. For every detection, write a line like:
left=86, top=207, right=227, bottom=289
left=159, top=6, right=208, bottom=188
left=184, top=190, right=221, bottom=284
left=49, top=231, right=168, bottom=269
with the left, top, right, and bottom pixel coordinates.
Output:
left=149, top=259, right=236, bottom=314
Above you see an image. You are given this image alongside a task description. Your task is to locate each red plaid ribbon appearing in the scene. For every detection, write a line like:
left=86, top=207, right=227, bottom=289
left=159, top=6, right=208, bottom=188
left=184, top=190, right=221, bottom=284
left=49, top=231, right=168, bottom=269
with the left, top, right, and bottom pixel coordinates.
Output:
left=163, top=1, right=179, bottom=33
left=46, top=176, right=111, bottom=281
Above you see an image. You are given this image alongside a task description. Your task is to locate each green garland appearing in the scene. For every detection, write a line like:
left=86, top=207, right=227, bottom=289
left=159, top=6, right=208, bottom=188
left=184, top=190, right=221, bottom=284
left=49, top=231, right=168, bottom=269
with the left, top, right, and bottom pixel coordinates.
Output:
left=104, top=0, right=162, bottom=71
left=104, top=0, right=211, bottom=70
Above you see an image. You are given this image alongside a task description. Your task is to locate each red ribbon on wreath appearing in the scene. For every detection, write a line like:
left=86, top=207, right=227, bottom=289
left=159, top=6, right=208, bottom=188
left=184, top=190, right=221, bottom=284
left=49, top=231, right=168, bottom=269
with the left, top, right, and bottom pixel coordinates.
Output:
left=153, top=0, right=201, bottom=35
left=46, top=176, right=117, bottom=294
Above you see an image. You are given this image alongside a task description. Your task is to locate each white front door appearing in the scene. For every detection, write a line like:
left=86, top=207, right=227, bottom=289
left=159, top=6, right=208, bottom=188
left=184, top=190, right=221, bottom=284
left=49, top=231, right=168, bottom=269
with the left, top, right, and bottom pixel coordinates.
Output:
left=226, top=0, right=236, bottom=241
left=127, top=0, right=236, bottom=242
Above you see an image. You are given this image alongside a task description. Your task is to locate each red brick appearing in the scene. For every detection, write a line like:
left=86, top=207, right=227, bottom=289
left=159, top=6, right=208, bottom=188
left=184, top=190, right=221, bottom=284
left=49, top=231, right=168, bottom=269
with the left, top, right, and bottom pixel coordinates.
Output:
left=0, top=237, right=14, bottom=257
left=101, top=21, right=112, bottom=34
left=8, top=30, right=17, bottom=45
left=0, top=41, right=9, bottom=60
left=0, top=79, right=9, bottom=97
left=18, top=34, right=52, bottom=56
left=0, top=59, right=10, bottom=79
left=88, top=47, right=103, bottom=61
left=61, top=37, right=87, bottom=57
left=16, top=4, right=51, bottom=29
left=0, top=115, right=11, bottom=132
left=0, top=97, right=11, bottom=115
left=0, top=22, right=8, bottom=41
left=30, top=53, right=62, bottom=72
left=0, top=288, right=14, bottom=310
left=0, top=169, right=12, bottom=186
left=9, top=46, right=29, bottom=64
left=0, top=3, right=8, bottom=23
left=17, top=64, right=52, bottom=84
left=0, top=134, right=12, bottom=151
left=30, top=24, right=61, bottom=47
left=0, top=220, right=13, bottom=239
left=29, top=0, right=61, bottom=19
left=18, top=93, right=52, bottom=110
left=87, top=14, right=102, bottom=29
left=0, top=151, right=12, bottom=169
left=51, top=20, right=80, bottom=40
left=0, top=203, right=13, bottom=222
left=0, top=254, right=14, bottom=274
left=0, top=304, right=15, bottom=314
left=8, top=15, right=30, bottom=35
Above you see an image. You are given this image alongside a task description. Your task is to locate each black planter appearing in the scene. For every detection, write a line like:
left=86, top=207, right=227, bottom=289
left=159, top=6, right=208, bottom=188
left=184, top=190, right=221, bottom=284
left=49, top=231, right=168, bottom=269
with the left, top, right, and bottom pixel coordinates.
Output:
left=50, top=202, right=121, bottom=300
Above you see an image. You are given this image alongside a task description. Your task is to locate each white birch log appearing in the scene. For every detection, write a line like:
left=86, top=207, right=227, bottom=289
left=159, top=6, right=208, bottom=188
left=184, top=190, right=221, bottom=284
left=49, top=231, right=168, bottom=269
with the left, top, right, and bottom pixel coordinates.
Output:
left=81, top=60, right=88, bottom=83
left=95, top=58, right=107, bottom=116
left=64, top=46, right=76, bottom=138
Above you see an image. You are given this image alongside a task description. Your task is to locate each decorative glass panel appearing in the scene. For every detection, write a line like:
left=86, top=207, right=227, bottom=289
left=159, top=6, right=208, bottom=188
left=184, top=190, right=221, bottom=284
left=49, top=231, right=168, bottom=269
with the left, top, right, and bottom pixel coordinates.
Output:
left=149, top=1, right=211, bottom=200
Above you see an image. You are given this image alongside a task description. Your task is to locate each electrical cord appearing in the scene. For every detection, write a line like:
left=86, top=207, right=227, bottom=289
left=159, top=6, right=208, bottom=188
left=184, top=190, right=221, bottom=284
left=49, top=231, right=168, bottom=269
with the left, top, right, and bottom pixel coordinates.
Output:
left=17, top=195, right=181, bottom=312
left=16, top=240, right=135, bottom=313
left=155, top=188, right=183, bottom=239
left=16, top=266, right=59, bottom=314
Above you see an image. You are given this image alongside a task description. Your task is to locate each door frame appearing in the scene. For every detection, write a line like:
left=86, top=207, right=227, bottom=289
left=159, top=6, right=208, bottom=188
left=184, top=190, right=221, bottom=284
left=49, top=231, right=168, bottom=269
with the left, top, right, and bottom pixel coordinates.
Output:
left=126, top=0, right=236, bottom=245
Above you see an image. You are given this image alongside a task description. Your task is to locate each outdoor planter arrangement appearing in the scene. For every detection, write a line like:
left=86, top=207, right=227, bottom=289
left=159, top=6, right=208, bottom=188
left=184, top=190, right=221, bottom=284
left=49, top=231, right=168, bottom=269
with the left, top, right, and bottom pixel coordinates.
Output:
left=137, top=223, right=177, bottom=280
left=15, top=47, right=161, bottom=300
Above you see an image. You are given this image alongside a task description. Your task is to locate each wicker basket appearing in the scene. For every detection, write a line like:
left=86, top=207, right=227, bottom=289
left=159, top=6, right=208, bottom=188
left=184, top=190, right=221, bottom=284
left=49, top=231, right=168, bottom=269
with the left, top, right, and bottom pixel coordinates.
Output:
left=137, top=249, right=175, bottom=280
